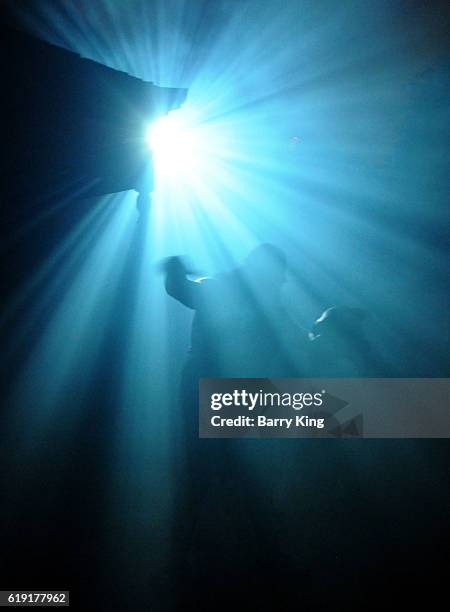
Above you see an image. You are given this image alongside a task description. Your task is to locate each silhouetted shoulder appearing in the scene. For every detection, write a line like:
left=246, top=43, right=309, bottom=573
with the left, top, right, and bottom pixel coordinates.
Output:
left=191, top=276, right=222, bottom=308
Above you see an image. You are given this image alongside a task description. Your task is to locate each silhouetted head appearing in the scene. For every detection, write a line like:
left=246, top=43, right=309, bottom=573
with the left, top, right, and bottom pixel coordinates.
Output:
left=243, top=243, right=287, bottom=288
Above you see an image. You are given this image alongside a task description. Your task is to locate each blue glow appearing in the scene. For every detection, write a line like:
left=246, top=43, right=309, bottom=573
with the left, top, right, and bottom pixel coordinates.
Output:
left=6, top=8, right=448, bottom=415
left=3, top=2, right=449, bottom=601
left=6, top=0, right=448, bottom=486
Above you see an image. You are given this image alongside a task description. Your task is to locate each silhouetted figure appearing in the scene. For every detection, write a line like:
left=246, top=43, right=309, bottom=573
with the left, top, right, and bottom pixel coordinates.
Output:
left=164, top=243, right=306, bottom=385
left=308, top=306, right=382, bottom=377
left=163, top=244, right=307, bottom=596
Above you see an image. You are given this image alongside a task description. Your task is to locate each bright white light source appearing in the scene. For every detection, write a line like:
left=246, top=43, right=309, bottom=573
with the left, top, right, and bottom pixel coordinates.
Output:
left=145, top=113, right=202, bottom=177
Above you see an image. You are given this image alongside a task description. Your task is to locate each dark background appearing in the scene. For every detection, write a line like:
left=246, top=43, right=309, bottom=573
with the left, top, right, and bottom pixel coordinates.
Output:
left=1, top=2, right=449, bottom=610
